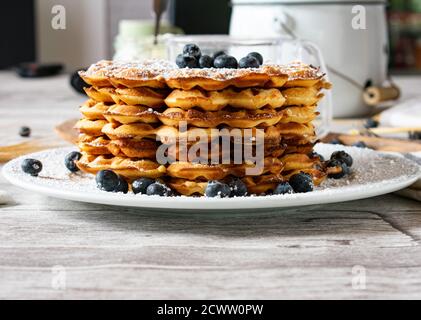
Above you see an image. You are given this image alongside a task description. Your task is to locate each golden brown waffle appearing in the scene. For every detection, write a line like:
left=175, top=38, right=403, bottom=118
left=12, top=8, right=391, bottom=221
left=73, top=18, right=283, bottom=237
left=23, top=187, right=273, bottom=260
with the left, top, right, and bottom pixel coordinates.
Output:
left=101, top=122, right=316, bottom=145
left=166, top=157, right=283, bottom=180
left=78, top=135, right=110, bottom=155
left=158, top=106, right=317, bottom=128
left=76, top=153, right=166, bottom=180
left=168, top=168, right=326, bottom=196
left=79, top=60, right=325, bottom=90
left=104, top=104, right=159, bottom=124
left=282, top=87, right=324, bottom=106
left=164, top=88, right=286, bottom=111
left=80, top=100, right=109, bottom=120
left=77, top=134, right=158, bottom=159
left=85, top=86, right=166, bottom=108
left=75, top=119, right=107, bottom=136
left=166, top=140, right=288, bottom=161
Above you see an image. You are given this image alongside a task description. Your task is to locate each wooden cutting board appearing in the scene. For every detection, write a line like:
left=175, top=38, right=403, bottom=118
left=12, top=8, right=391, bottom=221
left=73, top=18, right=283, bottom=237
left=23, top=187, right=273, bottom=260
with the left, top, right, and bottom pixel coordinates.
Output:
left=0, top=119, right=78, bottom=163
left=321, top=133, right=421, bottom=152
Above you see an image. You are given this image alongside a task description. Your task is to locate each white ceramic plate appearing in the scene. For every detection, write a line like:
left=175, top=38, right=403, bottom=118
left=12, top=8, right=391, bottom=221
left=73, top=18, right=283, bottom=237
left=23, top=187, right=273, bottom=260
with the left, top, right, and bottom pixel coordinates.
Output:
left=2, top=144, right=421, bottom=211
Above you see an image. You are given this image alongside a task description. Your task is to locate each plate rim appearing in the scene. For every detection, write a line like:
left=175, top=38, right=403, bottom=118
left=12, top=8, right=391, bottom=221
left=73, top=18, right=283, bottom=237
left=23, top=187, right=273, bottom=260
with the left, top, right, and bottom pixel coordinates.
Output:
left=2, top=146, right=421, bottom=211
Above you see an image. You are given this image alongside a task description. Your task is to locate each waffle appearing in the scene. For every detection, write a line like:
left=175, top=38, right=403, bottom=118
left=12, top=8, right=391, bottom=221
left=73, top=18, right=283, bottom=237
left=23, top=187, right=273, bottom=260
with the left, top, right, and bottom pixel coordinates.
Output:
left=85, top=86, right=166, bottom=108
left=169, top=168, right=326, bottom=196
left=78, top=135, right=110, bottom=155
left=164, top=88, right=286, bottom=111
left=104, top=104, right=159, bottom=124
left=101, top=122, right=316, bottom=145
left=84, top=87, right=115, bottom=103
left=80, top=100, right=109, bottom=120
left=75, top=119, right=107, bottom=136
left=158, top=106, right=317, bottom=128
left=77, top=153, right=166, bottom=180
left=78, top=133, right=288, bottom=160
left=80, top=60, right=325, bottom=90
left=166, top=157, right=283, bottom=180
left=167, top=174, right=283, bottom=196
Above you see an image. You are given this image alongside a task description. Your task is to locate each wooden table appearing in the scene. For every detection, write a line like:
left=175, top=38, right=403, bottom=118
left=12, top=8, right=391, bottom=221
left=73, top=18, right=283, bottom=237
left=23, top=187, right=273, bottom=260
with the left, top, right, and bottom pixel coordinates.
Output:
left=1, top=71, right=421, bottom=299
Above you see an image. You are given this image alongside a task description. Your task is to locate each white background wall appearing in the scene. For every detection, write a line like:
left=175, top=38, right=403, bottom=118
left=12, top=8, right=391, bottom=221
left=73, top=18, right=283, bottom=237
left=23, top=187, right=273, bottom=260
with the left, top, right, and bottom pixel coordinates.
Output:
left=35, top=0, right=165, bottom=71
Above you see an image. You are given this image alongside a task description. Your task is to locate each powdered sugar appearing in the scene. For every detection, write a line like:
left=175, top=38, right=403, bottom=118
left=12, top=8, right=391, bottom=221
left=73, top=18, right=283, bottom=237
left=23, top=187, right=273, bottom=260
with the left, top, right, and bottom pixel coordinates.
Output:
left=81, top=59, right=323, bottom=82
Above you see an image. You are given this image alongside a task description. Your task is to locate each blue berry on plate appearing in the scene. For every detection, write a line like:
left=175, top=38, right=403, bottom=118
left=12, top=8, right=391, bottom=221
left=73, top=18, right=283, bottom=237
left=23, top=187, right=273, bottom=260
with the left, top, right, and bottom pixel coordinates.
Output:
left=176, top=54, right=199, bottom=68
left=247, top=52, right=263, bottom=65
left=115, top=176, right=129, bottom=194
left=228, top=178, right=247, bottom=197
left=213, top=55, right=238, bottom=69
left=19, top=126, right=31, bottom=137
left=239, top=56, right=260, bottom=68
left=199, top=55, right=214, bottom=68
left=364, top=118, right=379, bottom=129
left=327, top=159, right=350, bottom=179
left=212, top=50, right=226, bottom=59
left=289, top=172, right=314, bottom=193
left=353, top=141, right=367, bottom=148
left=409, top=131, right=421, bottom=140
left=330, top=150, right=353, bottom=167
left=183, top=43, right=201, bottom=59
left=205, top=180, right=231, bottom=198
left=64, top=151, right=82, bottom=172
left=21, top=158, right=42, bottom=176
left=132, top=177, right=155, bottom=194
left=96, top=170, right=120, bottom=192
left=146, top=182, right=172, bottom=196
left=274, top=182, right=294, bottom=195
left=330, top=138, right=342, bottom=145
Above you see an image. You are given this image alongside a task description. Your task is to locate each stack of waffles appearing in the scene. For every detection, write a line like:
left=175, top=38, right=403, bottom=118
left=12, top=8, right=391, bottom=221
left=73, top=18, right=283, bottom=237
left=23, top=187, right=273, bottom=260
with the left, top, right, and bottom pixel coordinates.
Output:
left=76, top=60, right=331, bottom=196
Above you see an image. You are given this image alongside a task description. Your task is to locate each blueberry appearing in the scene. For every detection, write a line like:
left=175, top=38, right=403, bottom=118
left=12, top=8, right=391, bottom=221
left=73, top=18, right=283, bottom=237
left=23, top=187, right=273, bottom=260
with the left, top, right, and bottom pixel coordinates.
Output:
left=289, top=172, right=314, bottom=193
left=146, top=182, right=172, bottom=196
left=132, top=177, right=155, bottom=194
left=228, top=178, right=247, bottom=197
left=309, top=151, right=325, bottom=162
left=21, top=158, right=42, bottom=176
left=353, top=141, right=367, bottom=148
left=205, top=180, right=231, bottom=198
left=19, top=126, right=31, bottom=137
left=409, top=131, right=421, bottom=140
left=70, top=70, right=89, bottom=94
left=330, top=139, right=342, bottom=145
left=330, top=150, right=353, bottom=167
left=247, top=52, right=263, bottom=65
left=96, top=170, right=120, bottom=192
left=64, top=151, right=82, bottom=172
left=176, top=54, right=199, bottom=68
left=327, top=159, right=350, bottom=179
left=212, top=50, right=226, bottom=59
left=183, top=43, right=201, bottom=59
left=213, top=55, right=238, bottom=69
left=199, top=55, right=214, bottom=68
left=115, top=175, right=129, bottom=194
left=239, top=56, right=260, bottom=68
left=364, top=118, right=379, bottom=129
left=273, top=182, right=294, bottom=195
